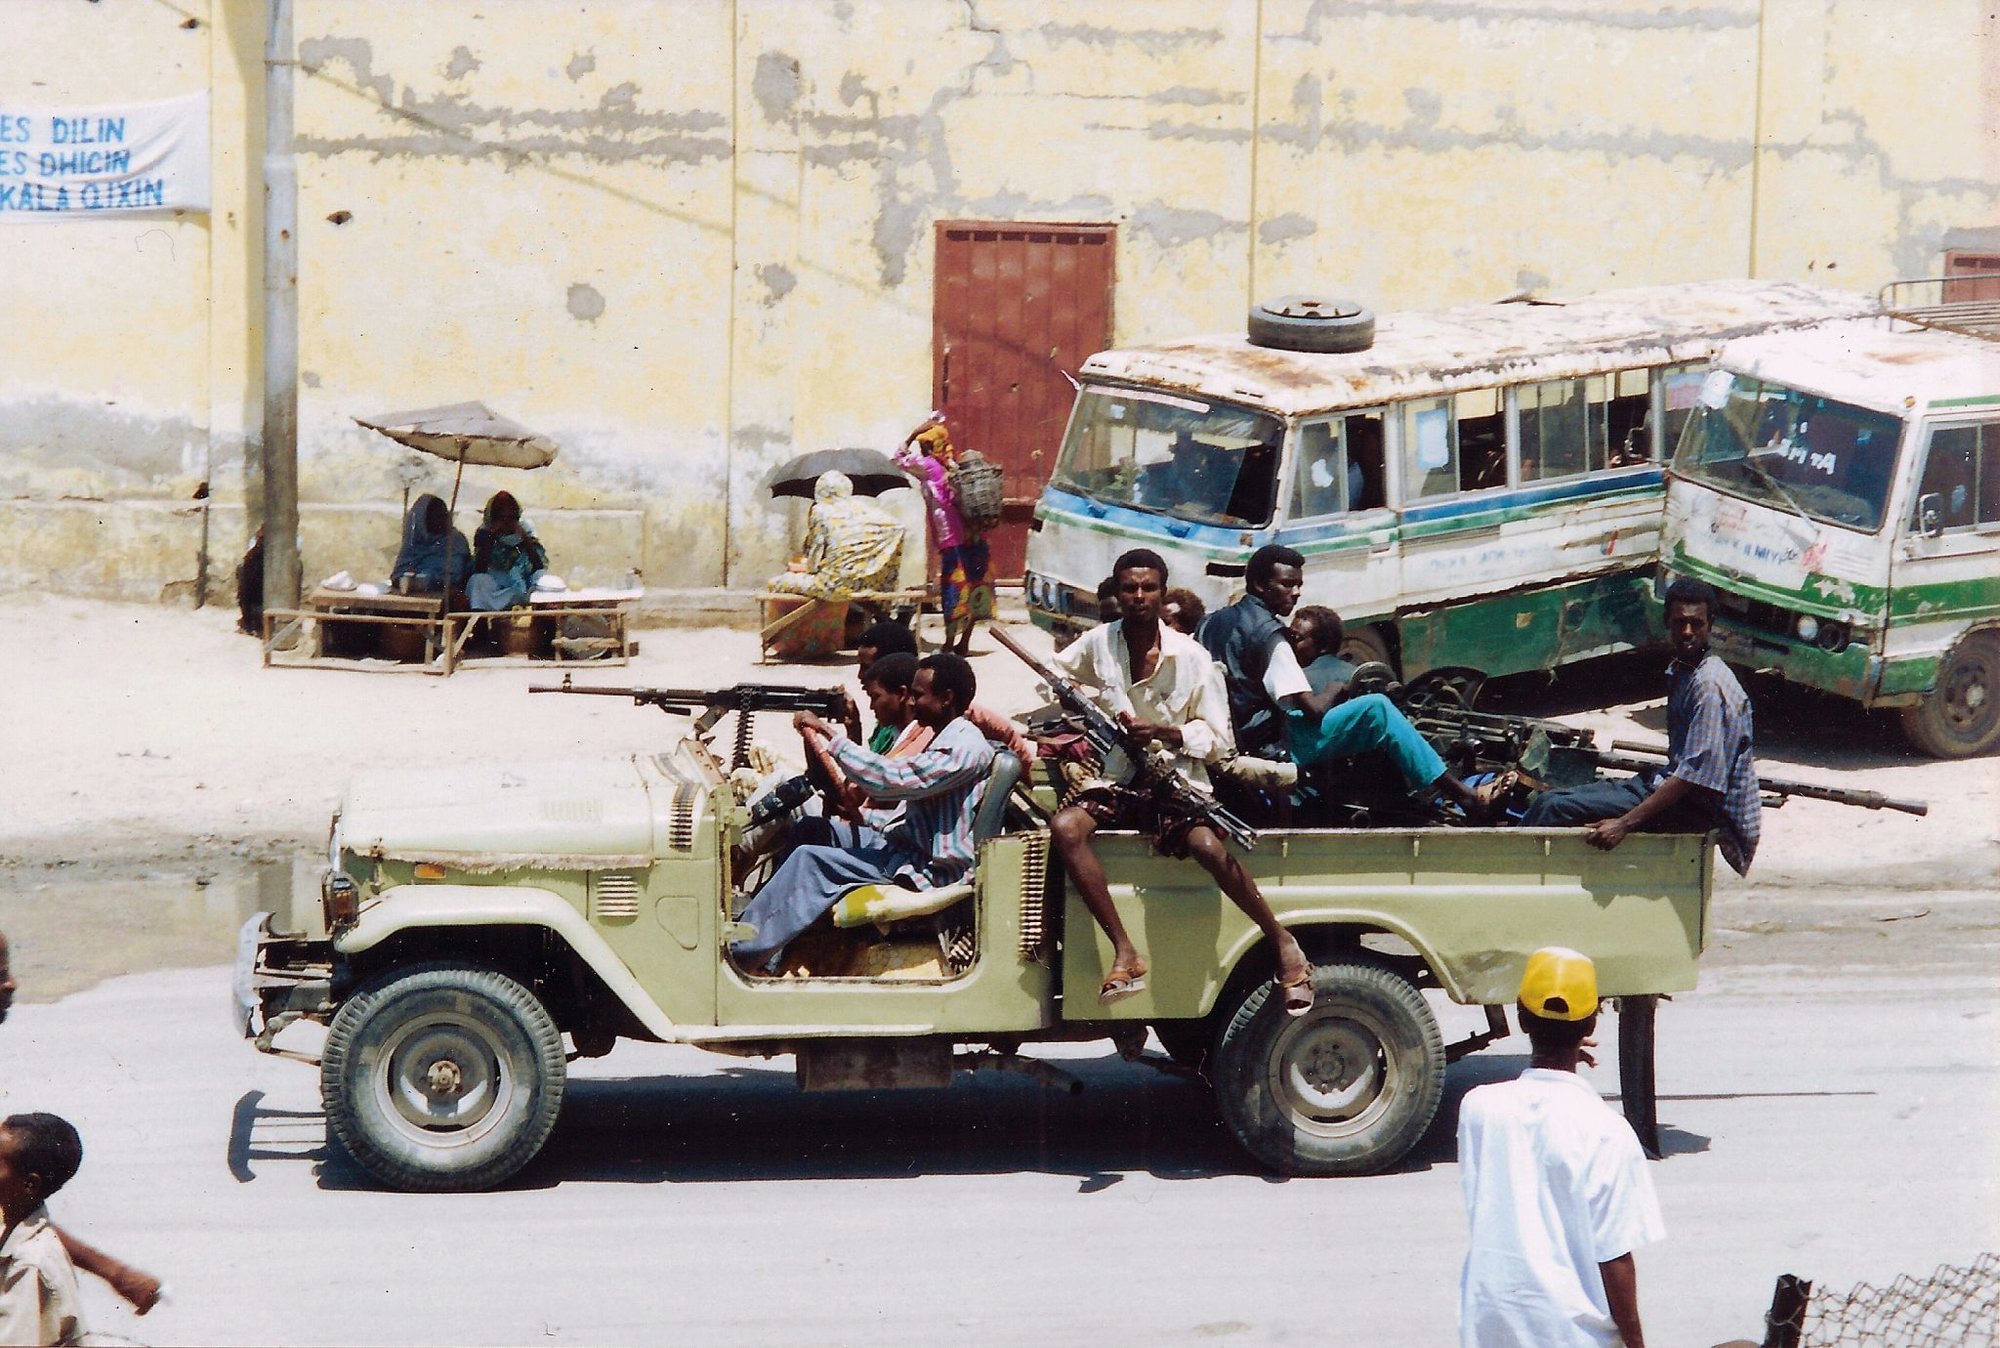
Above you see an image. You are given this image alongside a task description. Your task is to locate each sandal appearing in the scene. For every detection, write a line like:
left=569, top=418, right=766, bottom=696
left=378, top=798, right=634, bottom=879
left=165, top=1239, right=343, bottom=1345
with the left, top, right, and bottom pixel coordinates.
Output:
left=1276, top=965, right=1316, bottom=1018
left=1098, top=962, right=1149, bottom=1005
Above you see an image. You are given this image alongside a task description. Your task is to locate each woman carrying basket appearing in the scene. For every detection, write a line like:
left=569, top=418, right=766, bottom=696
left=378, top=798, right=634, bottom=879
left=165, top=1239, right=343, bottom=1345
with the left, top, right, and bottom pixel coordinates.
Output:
left=896, top=413, right=996, bottom=656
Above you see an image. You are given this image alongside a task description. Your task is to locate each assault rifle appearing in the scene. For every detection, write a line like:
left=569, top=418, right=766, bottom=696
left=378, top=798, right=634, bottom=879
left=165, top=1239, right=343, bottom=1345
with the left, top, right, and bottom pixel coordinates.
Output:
left=530, top=676, right=851, bottom=767
left=990, top=625, right=1259, bottom=851
left=1596, top=740, right=1929, bottom=817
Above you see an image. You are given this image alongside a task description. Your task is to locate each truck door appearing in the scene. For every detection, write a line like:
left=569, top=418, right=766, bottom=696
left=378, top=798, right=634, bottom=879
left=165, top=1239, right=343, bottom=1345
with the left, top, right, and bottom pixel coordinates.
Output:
left=1889, top=416, right=2000, bottom=692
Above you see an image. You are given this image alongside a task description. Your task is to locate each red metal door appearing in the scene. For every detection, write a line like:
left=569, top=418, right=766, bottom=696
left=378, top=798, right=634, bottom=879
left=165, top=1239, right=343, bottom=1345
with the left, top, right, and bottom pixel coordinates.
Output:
left=934, top=223, right=1115, bottom=581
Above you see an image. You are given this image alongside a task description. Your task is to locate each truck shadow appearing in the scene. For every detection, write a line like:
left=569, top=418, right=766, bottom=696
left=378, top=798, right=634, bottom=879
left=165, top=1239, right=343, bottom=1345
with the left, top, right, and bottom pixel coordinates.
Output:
left=521, top=1055, right=1249, bottom=1189
left=1406, top=1055, right=1712, bottom=1171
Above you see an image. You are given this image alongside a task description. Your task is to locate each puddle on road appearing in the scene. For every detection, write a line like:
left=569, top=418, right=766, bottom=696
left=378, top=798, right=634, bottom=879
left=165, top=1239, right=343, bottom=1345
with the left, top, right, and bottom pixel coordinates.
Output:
left=1, top=853, right=323, bottom=1002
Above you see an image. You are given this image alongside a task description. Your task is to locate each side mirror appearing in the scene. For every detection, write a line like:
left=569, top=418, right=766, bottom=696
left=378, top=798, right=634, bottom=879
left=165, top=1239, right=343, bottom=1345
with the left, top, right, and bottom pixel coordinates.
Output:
left=1917, top=492, right=1944, bottom=539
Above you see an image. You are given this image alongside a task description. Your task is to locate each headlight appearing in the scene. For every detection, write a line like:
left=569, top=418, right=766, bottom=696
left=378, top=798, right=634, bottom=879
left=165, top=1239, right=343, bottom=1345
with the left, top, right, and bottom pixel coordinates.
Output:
left=1816, top=621, right=1848, bottom=651
left=1795, top=615, right=1820, bottom=643
left=322, top=871, right=359, bottom=930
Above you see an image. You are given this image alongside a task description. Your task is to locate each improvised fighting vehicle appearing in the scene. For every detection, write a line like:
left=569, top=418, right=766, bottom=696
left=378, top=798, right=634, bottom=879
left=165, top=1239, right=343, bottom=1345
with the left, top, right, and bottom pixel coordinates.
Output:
left=235, top=680, right=1713, bottom=1192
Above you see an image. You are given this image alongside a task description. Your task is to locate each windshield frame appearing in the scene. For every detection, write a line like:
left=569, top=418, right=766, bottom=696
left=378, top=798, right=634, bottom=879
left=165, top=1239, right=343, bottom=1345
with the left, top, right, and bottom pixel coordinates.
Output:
left=1049, top=383, right=1288, bottom=530
left=1670, top=372, right=1909, bottom=535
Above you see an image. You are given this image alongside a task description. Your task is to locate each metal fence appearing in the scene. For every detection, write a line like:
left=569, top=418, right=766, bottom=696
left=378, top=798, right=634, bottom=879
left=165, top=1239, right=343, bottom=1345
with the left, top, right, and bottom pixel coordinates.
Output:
left=1762, top=1254, right=1998, bottom=1347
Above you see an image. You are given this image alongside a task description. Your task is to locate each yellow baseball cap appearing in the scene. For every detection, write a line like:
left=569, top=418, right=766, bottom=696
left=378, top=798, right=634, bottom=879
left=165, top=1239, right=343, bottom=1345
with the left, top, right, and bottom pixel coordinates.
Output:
left=1518, top=946, right=1598, bottom=1021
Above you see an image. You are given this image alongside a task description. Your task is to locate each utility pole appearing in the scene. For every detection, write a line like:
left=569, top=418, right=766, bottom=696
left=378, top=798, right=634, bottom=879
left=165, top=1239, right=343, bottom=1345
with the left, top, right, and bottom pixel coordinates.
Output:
left=260, top=0, right=301, bottom=613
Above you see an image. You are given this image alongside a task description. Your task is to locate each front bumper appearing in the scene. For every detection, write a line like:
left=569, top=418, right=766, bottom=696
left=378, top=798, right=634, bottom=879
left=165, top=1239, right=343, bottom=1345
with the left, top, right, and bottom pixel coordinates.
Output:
left=232, top=912, right=335, bottom=1052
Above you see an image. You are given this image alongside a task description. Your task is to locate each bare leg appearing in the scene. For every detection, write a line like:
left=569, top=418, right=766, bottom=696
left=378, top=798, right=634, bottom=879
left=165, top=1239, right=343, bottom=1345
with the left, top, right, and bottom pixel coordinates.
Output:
left=1049, top=805, right=1145, bottom=982
left=1182, top=826, right=1310, bottom=983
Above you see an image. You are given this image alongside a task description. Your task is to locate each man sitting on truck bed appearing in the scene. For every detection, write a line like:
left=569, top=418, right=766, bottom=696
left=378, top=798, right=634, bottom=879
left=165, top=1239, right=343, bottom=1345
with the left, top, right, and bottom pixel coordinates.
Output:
left=1048, top=548, right=1316, bottom=1012
left=1201, top=545, right=1486, bottom=817
left=1521, top=577, right=1760, bottom=875
left=729, top=653, right=995, bottom=972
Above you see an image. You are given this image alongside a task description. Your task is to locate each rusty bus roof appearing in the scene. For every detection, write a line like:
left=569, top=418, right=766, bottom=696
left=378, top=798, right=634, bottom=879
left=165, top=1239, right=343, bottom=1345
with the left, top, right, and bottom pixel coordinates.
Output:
left=1079, top=280, right=1878, bottom=419
left=1715, top=319, right=2000, bottom=414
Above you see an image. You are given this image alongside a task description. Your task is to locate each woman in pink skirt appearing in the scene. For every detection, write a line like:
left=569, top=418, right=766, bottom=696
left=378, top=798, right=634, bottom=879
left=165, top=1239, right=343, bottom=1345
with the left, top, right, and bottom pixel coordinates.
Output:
left=896, top=414, right=990, bottom=655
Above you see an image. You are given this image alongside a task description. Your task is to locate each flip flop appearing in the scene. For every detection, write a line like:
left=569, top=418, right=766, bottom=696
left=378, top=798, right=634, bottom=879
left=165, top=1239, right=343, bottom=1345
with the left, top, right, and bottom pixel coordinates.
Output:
left=1276, top=965, right=1316, bottom=1018
left=1098, top=965, right=1149, bottom=1005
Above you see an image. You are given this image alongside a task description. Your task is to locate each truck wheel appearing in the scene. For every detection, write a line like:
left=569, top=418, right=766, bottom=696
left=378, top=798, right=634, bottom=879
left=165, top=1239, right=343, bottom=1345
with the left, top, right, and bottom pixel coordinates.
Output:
left=1247, top=295, right=1376, bottom=354
left=321, top=964, right=567, bottom=1192
left=1899, top=631, right=2000, bottom=758
left=1212, top=958, right=1444, bottom=1176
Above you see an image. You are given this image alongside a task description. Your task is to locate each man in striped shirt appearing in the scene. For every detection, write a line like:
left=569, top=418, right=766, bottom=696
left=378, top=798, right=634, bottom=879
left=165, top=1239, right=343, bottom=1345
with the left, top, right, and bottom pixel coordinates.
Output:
left=729, top=653, right=996, bottom=971
left=1522, top=577, right=1759, bottom=875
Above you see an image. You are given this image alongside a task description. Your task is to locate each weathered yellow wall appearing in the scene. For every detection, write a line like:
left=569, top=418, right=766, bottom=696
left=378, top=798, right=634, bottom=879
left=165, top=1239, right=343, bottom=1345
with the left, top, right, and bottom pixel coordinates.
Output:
left=0, top=0, right=1993, bottom=605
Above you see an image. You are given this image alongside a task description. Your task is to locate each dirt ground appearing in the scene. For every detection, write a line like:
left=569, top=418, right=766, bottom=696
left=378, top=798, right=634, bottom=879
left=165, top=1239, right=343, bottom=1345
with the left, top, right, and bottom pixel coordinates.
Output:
left=1, top=587, right=1994, bottom=1001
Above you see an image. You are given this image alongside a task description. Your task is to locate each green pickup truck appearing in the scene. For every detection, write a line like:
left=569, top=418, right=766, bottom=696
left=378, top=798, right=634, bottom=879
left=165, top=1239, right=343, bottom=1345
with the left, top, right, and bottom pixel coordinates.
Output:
left=235, top=699, right=1709, bottom=1192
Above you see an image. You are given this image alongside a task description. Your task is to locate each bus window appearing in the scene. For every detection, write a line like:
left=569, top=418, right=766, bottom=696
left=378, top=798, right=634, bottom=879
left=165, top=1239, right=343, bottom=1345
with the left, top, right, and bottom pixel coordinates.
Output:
left=1457, top=388, right=1507, bottom=490
left=1402, top=400, right=1458, bottom=500
left=1607, top=369, right=1651, bottom=466
left=1916, top=422, right=2000, bottom=530
left=1658, top=363, right=1708, bottom=462
left=1290, top=419, right=1345, bottom=518
left=1520, top=377, right=1613, bottom=481
left=1348, top=412, right=1386, bottom=510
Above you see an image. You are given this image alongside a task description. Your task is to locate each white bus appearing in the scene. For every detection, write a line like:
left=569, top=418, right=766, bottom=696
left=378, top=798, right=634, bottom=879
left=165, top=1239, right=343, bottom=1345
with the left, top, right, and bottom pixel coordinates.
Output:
left=1024, top=280, right=1872, bottom=680
left=1662, top=284, right=2000, bottom=756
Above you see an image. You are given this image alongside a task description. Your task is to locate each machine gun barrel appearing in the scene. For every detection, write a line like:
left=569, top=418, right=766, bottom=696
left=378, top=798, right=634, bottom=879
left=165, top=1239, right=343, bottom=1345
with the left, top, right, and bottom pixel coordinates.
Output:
left=989, top=625, right=1258, bottom=851
left=529, top=676, right=849, bottom=719
left=1598, top=742, right=1928, bottom=817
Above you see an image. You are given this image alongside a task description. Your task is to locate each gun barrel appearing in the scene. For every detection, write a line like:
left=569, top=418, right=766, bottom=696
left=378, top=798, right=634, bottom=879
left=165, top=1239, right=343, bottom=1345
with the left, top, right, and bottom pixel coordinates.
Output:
left=1594, top=750, right=1927, bottom=816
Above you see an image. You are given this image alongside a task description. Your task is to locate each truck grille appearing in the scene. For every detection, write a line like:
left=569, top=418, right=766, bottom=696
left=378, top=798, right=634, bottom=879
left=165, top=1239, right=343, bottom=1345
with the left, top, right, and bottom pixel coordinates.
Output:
left=593, top=872, right=641, bottom=921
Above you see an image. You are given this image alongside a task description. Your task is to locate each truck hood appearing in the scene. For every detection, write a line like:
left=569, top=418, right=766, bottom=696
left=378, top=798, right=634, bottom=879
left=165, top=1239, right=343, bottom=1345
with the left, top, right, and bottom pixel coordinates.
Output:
left=340, top=755, right=660, bottom=864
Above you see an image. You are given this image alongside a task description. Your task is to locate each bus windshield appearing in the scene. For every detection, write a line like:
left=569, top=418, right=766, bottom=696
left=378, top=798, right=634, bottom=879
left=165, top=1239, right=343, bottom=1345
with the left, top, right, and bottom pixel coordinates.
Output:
left=1672, top=374, right=1905, bottom=532
left=1052, top=387, right=1285, bottom=527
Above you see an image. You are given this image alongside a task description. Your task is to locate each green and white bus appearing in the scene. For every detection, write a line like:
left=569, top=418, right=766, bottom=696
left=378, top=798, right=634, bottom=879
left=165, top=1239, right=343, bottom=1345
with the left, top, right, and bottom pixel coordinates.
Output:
left=1024, top=280, right=1870, bottom=679
left=1662, top=294, right=2000, bottom=757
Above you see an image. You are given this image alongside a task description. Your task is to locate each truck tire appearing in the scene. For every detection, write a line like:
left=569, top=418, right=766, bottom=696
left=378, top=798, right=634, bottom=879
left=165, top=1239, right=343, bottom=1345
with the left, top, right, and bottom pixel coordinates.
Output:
left=1211, top=958, right=1444, bottom=1176
left=1899, top=630, right=2000, bottom=758
left=1247, top=295, right=1376, bottom=354
left=321, top=963, right=567, bottom=1192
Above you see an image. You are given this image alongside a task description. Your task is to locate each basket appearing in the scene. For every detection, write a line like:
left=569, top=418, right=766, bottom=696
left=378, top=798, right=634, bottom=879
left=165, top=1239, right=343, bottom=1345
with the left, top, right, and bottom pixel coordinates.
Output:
left=947, top=450, right=1006, bottom=532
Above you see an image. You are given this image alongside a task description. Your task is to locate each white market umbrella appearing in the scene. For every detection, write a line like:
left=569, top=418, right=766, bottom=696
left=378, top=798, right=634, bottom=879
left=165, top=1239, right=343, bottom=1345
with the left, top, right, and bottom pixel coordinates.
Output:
left=355, top=401, right=561, bottom=514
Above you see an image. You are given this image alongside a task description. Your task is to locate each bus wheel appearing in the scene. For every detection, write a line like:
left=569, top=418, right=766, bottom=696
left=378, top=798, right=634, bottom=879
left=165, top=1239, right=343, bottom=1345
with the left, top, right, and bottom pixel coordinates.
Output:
left=1338, top=624, right=1395, bottom=673
left=1212, top=959, right=1444, bottom=1176
left=1899, top=631, right=2000, bottom=758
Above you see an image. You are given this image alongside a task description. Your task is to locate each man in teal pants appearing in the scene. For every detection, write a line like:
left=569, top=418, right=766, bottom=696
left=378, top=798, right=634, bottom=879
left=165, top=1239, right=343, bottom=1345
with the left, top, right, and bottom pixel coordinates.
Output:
left=1281, top=604, right=1486, bottom=815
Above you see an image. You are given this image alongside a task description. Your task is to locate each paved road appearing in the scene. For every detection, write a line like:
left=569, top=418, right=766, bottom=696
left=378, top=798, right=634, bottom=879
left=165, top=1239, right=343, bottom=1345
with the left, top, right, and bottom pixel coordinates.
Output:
left=4, top=595, right=1994, bottom=1343
left=2, top=943, right=1991, bottom=1347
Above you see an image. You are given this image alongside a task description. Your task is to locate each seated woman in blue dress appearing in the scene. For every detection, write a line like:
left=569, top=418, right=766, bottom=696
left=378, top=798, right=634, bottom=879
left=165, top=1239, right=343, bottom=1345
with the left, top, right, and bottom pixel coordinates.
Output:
left=390, top=493, right=472, bottom=600
left=466, top=490, right=550, bottom=612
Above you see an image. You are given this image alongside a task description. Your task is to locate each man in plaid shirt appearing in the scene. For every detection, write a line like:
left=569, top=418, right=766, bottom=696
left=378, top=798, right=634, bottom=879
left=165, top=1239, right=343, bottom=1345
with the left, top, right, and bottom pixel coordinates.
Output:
left=1522, top=577, right=1759, bottom=875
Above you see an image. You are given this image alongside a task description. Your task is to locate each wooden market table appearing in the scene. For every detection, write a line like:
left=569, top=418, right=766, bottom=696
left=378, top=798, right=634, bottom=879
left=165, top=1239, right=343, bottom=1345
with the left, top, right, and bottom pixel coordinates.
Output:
left=262, top=585, right=641, bottom=674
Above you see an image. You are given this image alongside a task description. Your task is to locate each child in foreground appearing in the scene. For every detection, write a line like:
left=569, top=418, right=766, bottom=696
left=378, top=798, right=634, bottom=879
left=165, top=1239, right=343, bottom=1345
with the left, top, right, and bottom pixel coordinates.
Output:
left=0, top=1112, right=88, bottom=1347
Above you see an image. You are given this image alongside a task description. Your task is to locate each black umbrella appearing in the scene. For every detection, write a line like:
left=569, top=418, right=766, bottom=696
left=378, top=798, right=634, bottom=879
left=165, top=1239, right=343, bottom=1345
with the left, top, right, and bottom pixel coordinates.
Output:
left=767, top=447, right=912, bottom=499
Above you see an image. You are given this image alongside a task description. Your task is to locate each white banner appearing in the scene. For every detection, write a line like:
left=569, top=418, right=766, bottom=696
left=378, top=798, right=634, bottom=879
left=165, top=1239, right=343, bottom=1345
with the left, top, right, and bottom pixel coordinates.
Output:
left=0, top=92, right=209, bottom=217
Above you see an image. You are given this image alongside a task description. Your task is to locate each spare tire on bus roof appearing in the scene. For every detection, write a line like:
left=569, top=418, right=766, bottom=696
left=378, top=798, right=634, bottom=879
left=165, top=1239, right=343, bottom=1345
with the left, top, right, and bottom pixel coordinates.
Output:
left=1247, top=295, right=1376, bottom=354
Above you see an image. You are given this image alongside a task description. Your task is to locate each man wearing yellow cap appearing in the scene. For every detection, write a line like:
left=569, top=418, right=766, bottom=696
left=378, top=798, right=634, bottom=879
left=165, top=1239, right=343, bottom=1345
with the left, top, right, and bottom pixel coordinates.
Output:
left=1457, top=947, right=1663, bottom=1347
